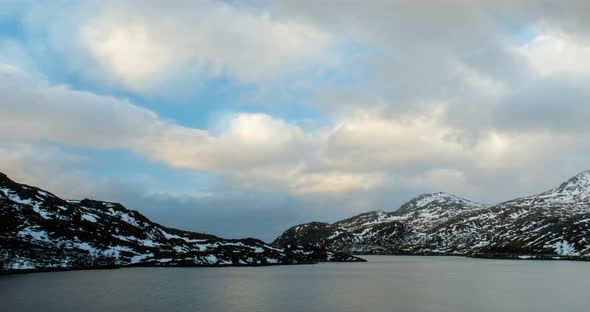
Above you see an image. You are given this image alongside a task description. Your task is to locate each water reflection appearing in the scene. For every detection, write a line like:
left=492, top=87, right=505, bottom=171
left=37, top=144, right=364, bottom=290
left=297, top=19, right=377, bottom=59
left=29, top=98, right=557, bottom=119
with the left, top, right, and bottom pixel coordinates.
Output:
left=1, top=256, right=589, bottom=312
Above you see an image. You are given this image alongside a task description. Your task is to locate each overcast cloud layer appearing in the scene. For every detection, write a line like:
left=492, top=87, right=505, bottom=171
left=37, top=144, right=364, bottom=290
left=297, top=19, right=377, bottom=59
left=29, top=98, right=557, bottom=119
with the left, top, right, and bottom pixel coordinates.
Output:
left=1, top=0, right=590, bottom=240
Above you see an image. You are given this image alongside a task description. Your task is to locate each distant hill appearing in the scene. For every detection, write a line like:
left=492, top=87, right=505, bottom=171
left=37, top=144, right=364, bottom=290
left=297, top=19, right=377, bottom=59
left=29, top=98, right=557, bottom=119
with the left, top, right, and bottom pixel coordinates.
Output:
left=274, top=171, right=590, bottom=260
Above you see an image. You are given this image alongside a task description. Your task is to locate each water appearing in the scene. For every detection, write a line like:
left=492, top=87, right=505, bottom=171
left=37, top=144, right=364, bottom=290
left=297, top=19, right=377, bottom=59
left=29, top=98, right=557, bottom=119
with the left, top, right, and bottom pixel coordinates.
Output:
left=1, top=256, right=589, bottom=312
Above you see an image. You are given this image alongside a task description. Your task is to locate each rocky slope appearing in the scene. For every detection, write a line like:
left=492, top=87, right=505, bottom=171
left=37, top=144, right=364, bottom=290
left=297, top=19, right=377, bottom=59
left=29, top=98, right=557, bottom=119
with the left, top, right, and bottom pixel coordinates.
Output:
left=274, top=172, right=590, bottom=259
left=0, top=172, right=363, bottom=273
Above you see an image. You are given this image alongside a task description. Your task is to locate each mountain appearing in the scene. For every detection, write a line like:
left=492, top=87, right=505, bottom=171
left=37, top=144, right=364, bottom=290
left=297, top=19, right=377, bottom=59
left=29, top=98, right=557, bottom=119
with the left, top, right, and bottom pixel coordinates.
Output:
left=0, top=172, right=364, bottom=273
left=274, top=172, right=590, bottom=260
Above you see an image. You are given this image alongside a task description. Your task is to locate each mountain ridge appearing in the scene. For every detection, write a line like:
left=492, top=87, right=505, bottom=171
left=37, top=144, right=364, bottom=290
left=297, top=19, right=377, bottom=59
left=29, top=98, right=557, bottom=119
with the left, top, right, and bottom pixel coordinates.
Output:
left=0, top=172, right=364, bottom=273
left=274, top=171, right=590, bottom=259
left=398, top=192, right=486, bottom=214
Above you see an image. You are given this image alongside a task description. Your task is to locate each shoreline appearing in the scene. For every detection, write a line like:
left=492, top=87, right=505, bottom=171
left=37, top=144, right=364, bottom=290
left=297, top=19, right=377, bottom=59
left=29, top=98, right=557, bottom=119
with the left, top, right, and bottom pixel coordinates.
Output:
left=0, top=261, right=320, bottom=276
left=5, top=253, right=589, bottom=275
left=353, top=252, right=590, bottom=261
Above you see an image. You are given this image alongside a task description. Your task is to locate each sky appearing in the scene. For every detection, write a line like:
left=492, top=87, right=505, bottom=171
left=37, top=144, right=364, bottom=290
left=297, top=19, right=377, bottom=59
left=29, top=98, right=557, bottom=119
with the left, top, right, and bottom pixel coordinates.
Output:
left=1, top=0, right=590, bottom=241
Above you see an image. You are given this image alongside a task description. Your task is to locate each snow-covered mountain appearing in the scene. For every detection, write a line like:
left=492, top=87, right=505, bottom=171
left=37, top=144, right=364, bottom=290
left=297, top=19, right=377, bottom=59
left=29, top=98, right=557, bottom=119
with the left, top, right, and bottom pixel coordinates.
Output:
left=0, top=172, right=363, bottom=273
left=274, top=172, right=590, bottom=259
left=274, top=192, right=487, bottom=254
left=496, top=170, right=590, bottom=210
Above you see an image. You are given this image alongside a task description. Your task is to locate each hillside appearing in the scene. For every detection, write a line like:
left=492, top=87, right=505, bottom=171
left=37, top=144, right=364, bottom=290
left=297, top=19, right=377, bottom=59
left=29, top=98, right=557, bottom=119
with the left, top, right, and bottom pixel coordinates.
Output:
left=0, top=172, right=364, bottom=273
left=274, top=172, right=590, bottom=259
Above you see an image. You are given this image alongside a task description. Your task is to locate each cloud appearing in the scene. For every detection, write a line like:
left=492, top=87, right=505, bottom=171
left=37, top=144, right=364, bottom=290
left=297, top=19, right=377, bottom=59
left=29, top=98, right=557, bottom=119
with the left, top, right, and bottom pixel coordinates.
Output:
left=0, top=142, right=136, bottom=200
left=3, top=61, right=590, bottom=199
left=519, top=31, right=590, bottom=77
left=0, top=63, right=302, bottom=169
left=21, top=0, right=333, bottom=93
left=269, top=0, right=528, bottom=128
left=0, top=64, right=161, bottom=148
left=142, top=113, right=304, bottom=171
left=290, top=171, right=383, bottom=194
left=494, top=78, right=590, bottom=132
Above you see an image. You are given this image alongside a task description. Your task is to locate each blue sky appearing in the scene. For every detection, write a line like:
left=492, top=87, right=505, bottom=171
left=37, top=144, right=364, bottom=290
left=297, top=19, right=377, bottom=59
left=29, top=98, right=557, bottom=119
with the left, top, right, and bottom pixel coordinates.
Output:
left=2, top=0, right=590, bottom=240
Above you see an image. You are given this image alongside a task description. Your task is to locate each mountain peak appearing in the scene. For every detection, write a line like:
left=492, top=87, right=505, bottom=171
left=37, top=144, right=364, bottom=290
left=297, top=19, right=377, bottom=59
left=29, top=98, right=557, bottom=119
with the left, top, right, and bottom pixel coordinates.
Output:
left=558, top=170, right=590, bottom=190
left=398, top=192, right=484, bottom=214
left=497, top=170, right=590, bottom=209
left=538, top=170, right=590, bottom=202
left=0, top=171, right=12, bottom=184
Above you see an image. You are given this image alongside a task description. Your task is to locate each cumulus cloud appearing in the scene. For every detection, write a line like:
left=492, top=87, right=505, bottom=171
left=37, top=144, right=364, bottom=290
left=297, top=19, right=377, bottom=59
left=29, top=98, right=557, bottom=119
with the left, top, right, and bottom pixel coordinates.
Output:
left=519, top=31, right=590, bottom=77
left=142, top=113, right=305, bottom=171
left=4, top=62, right=587, bottom=200
left=0, top=64, right=302, bottom=171
left=0, top=64, right=161, bottom=147
left=22, top=0, right=333, bottom=92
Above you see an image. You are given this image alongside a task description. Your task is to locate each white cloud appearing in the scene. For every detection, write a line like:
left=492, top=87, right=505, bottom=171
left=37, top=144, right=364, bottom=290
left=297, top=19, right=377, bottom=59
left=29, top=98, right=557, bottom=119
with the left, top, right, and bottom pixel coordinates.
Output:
left=140, top=113, right=304, bottom=171
left=290, top=171, right=383, bottom=194
left=0, top=63, right=161, bottom=148
left=0, top=142, right=110, bottom=199
left=310, top=108, right=471, bottom=171
left=4, top=62, right=589, bottom=197
left=75, top=0, right=332, bottom=91
left=0, top=63, right=306, bottom=182
left=519, top=31, right=590, bottom=77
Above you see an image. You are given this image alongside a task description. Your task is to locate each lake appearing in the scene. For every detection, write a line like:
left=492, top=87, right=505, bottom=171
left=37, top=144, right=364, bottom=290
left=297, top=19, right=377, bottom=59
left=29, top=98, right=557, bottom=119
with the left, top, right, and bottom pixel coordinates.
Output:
left=1, top=256, right=589, bottom=312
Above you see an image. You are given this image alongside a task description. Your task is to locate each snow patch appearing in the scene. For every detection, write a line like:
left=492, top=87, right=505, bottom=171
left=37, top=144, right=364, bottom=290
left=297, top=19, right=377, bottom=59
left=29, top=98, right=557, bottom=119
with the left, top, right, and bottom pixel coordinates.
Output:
left=551, top=240, right=580, bottom=256
left=130, top=253, right=154, bottom=264
left=81, top=214, right=98, bottom=223
left=17, top=227, right=51, bottom=243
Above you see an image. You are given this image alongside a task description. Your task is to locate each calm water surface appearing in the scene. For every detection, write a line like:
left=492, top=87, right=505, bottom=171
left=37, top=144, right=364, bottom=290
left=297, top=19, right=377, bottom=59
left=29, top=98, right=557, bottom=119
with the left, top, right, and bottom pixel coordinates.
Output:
left=1, top=256, right=589, bottom=312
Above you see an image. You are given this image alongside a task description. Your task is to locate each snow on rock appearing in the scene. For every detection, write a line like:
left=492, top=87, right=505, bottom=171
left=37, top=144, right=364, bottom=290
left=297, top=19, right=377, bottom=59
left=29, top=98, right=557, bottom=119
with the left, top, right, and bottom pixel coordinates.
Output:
left=130, top=253, right=154, bottom=264
left=498, top=170, right=590, bottom=211
left=81, top=214, right=98, bottom=223
left=399, top=192, right=486, bottom=214
left=202, top=255, right=219, bottom=264
left=551, top=240, right=580, bottom=256
left=1, top=171, right=358, bottom=272
left=17, top=227, right=51, bottom=243
left=274, top=170, right=590, bottom=258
